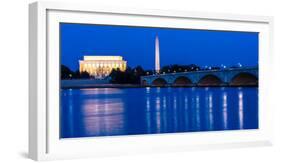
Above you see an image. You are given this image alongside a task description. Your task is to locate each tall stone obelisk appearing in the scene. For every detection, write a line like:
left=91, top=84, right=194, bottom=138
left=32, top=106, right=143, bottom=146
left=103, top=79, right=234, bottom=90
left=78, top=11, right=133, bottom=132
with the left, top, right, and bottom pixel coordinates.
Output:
left=155, top=35, right=160, bottom=74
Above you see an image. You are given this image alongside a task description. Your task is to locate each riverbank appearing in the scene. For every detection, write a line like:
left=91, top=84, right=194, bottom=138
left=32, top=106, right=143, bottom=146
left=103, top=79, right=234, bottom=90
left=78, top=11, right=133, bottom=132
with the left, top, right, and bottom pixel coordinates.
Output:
left=61, top=79, right=144, bottom=89
left=61, top=79, right=257, bottom=89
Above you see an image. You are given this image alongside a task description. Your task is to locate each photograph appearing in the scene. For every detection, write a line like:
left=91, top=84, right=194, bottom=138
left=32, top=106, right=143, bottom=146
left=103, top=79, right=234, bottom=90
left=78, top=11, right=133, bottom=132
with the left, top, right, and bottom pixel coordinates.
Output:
left=60, top=23, right=259, bottom=139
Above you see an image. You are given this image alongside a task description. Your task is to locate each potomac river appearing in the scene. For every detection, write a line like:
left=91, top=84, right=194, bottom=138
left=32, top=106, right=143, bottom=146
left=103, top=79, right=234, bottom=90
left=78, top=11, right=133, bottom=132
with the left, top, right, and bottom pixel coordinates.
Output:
left=60, top=87, right=258, bottom=138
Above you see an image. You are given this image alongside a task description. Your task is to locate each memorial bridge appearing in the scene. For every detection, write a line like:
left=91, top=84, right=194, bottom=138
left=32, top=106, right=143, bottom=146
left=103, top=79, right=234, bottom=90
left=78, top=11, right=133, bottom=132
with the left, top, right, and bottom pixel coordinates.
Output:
left=141, top=67, right=258, bottom=87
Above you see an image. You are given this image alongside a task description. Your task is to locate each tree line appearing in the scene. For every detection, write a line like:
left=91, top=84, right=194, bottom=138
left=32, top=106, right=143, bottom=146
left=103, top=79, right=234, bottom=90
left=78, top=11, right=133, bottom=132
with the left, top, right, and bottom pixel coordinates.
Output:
left=61, top=65, right=90, bottom=79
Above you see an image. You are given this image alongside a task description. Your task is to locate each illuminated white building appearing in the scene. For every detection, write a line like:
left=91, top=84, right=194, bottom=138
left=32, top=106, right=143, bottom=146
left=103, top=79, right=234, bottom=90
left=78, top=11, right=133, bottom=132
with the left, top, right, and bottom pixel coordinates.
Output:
left=155, top=35, right=160, bottom=73
left=79, top=56, right=127, bottom=79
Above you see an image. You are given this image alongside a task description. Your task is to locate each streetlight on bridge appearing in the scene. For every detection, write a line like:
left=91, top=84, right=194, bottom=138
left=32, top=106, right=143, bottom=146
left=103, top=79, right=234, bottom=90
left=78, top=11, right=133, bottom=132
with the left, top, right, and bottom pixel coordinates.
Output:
left=238, top=63, right=242, bottom=67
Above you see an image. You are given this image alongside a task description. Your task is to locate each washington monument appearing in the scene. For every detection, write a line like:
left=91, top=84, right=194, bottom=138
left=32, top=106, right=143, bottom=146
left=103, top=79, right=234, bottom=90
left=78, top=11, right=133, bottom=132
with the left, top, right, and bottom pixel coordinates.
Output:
left=155, top=35, right=160, bottom=73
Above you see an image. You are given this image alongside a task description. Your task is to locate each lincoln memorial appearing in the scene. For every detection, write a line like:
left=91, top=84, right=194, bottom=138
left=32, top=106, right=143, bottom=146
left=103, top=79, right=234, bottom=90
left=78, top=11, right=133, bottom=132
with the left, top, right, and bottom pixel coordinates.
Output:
left=79, top=56, right=127, bottom=79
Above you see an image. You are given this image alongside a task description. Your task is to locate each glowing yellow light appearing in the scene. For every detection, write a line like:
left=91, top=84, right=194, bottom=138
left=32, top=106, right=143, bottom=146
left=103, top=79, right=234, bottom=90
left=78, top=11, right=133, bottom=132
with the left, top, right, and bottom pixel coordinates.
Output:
left=79, top=56, right=127, bottom=79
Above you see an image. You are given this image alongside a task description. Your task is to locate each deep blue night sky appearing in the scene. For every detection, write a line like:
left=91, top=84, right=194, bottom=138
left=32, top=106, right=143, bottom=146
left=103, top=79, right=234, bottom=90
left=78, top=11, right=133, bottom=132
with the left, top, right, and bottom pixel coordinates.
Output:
left=60, top=23, right=258, bottom=71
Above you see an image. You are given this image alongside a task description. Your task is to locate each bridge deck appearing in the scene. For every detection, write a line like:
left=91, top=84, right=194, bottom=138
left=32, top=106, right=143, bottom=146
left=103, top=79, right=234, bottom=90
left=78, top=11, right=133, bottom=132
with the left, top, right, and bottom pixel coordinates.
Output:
left=141, top=67, right=258, bottom=87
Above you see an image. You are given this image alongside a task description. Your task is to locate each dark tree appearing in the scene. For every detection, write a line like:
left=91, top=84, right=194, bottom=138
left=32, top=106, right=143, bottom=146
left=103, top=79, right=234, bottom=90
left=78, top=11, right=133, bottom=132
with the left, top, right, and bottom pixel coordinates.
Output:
left=109, top=66, right=146, bottom=84
left=133, top=66, right=145, bottom=76
left=73, top=70, right=81, bottom=79
left=79, top=71, right=90, bottom=79
left=61, top=65, right=91, bottom=79
left=61, top=65, right=74, bottom=79
left=131, top=65, right=145, bottom=83
left=230, top=66, right=239, bottom=69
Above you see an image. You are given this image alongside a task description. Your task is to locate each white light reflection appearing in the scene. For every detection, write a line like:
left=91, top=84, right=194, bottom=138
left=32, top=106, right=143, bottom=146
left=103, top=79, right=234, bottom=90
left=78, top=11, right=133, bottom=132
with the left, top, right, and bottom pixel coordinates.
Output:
left=146, top=97, right=150, bottom=110
left=146, top=96, right=151, bottom=133
left=82, top=98, right=125, bottom=136
left=79, top=88, right=123, bottom=96
left=146, top=87, right=150, bottom=94
left=173, top=95, right=178, bottom=131
left=103, top=99, right=110, bottom=131
left=195, top=94, right=201, bottom=130
left=163, top=96, right=167, bottom=109
left=162, top=96, right=168, bottom=132
left=155, top=96, right=161, bottom=133
left=238, top=90, right=244, bottom=129
left=184, top=95, right=189, bottom=128
left=206, top=92, right=214, bottom=130
left=156, top=97, right=161, bottom=111
left=222, top=92, right=228, bottom=129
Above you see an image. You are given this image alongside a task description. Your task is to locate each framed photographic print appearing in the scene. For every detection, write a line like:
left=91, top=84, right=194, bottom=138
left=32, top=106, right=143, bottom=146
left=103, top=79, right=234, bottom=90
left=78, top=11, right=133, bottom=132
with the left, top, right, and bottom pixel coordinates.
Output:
left=29, top=1, right=274, bottom=161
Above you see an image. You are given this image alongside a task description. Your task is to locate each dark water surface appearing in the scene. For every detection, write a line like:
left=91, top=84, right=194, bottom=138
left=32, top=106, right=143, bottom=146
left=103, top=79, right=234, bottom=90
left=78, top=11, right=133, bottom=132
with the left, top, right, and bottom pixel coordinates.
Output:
left=60, top=87, right=258, bottom=138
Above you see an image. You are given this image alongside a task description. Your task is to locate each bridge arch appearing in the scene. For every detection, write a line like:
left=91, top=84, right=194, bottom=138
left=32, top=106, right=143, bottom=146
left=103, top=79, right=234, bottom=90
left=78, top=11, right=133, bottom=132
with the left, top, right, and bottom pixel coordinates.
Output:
left=152, top=78, right=168, bottom=87
left=141, top=79, right=147, bottom=85
left=197, top=74, right=223, bottom=86
left=230, top=72, right=258, bottom=86
left=173, top=76, right=193, bottom=86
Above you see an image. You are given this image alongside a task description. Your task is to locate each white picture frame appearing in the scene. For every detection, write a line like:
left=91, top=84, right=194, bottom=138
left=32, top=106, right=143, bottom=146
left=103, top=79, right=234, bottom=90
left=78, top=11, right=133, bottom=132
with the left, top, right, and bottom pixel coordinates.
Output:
left=29, top=1, right=274, bottom=161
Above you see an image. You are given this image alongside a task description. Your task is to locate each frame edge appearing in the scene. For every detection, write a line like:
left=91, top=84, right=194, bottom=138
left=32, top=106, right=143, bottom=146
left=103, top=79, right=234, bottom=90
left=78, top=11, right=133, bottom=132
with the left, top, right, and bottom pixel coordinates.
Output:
left=29, top=2, right=39, bottom=161
left=29, top=1, right=48, bottom=161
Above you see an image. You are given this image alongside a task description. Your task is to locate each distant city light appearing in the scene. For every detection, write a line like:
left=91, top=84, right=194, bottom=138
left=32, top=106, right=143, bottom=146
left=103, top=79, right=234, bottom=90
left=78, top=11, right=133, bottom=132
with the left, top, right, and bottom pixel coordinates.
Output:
left=221, top=64, right=226, bottom=69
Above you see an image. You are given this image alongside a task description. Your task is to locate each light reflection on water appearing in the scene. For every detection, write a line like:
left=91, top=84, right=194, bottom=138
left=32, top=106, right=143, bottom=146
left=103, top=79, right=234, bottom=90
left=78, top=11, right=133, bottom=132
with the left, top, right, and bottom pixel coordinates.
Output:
left=238, top=90, right=244, bottom=129
left=222, top=92, right=228, bottom=129
left=60, top=87, right=258, bottom=138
